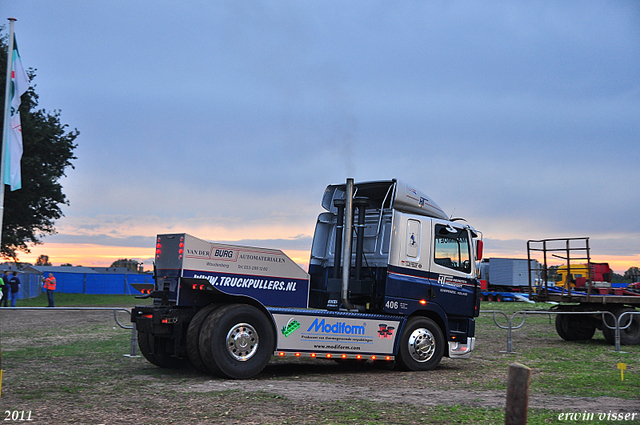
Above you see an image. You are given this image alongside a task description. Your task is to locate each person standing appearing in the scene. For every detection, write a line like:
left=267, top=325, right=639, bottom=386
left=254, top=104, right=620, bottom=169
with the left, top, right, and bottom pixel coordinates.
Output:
left=0, top=270, right=9, bottom=307
left=44, top=273, right=56, bottom=307
left=9, top=271, right=21, bottom=307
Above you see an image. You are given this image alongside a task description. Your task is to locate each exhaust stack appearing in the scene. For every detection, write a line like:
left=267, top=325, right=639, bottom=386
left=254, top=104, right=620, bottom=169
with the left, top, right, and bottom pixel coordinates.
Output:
left=332, top=198, right=345, bottom=280
left=341, top=178, right=355, bottom=311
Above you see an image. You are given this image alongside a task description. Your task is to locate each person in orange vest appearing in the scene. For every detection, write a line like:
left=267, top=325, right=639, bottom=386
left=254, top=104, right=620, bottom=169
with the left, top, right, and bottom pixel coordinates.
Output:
left=43, top=273, right=56, bottom=307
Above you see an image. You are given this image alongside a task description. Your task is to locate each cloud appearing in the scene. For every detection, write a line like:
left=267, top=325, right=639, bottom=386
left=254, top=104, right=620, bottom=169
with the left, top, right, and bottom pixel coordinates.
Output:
left=4, top=1, right=638, bottom=271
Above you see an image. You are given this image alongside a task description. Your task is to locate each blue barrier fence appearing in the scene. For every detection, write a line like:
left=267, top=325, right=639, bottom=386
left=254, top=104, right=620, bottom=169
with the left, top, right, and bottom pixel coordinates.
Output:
left=53, top=272, right=154, bottom=295
left=11, top=272, right=154, bottom=299
left=15, top=273, right=44, bottom=299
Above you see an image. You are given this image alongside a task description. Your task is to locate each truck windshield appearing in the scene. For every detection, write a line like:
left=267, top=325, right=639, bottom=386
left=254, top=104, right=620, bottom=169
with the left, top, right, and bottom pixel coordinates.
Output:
left=434, top=225, right=471, bottom=274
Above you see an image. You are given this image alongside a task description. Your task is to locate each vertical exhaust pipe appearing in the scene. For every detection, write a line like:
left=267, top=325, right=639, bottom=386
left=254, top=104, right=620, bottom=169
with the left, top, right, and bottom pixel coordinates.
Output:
left=341, top=178, right=355, bottom=310
left=333, top=198, right=345, bottom=280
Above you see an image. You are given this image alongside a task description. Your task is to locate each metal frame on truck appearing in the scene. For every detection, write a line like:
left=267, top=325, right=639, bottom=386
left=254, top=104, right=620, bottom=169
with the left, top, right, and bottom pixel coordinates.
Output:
left=527, top=237, right=640, bottom=345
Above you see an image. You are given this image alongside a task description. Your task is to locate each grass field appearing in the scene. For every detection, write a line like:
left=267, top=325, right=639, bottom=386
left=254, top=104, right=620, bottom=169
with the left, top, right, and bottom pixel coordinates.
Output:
left=0, top=296, right=638, bottom=424
left=477, top=302, right=640, bottom=399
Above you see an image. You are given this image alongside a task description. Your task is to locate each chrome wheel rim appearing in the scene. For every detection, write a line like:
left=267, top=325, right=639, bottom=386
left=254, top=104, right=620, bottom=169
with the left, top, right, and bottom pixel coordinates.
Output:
left=226, top=323, right=259, bottom=361
left=408, top=328, right=435, bottom=362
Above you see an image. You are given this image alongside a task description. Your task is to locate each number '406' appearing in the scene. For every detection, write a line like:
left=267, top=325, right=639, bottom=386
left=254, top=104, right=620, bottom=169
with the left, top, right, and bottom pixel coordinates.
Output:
left=385, top=300, right=399, bottom=310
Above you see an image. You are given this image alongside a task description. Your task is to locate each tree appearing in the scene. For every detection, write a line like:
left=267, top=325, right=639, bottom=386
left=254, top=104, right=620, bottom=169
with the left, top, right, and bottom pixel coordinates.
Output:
left=110, top=258, right=141, bottom=273
left=35, top=254, right=51, bottom=266
left=546, top=265, right=559, bottom=283
left=612, top=271, right=625, bottom=282
left=0, top=28, right=78, bottom=262
left=624, top=267, right=640, bottom=283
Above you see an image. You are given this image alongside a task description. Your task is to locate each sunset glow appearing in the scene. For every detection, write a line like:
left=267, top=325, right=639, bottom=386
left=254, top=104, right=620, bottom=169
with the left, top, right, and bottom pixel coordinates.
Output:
left=17, top=242, right=638, bottom=276
left=18, top=243, right=314, bottom=273
left=19, top=243, right=154, bottom=269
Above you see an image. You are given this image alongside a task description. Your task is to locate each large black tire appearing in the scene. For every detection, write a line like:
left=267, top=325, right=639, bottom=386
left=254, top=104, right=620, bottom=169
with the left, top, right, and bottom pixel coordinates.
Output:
left=396, top=317, right=444, bottom=371
left=554, top=315, right=570, bottom=341
left=138, top=330, right=159, bottom=366
left=555, top=314, right=596, bottom=341
left=186, top=303, right=220, bottom=373
left=602, top=308, right=640, bottom=346
left=602, top=310, right=617, bottom=345
left=137, top=331, right=184, bottom=368
left=199, top=303, right=275, bottom=379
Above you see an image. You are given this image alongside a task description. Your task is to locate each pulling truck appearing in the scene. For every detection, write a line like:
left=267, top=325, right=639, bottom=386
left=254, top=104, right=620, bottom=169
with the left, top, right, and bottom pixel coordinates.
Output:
left=131, top=179, right=483, bottom=379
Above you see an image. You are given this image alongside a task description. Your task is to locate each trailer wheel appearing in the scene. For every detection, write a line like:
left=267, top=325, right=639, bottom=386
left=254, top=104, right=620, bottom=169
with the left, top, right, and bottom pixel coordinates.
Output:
left=396, top=317, right=444, bottom=371
left=186, top=303, right=220, bottom=373
left=137, top=331, right=184, bottom=368
left=554, top=315, right=569, bottom=341
left=554, top=314, right=596, bottom=341
left=602, top=308, right=640, bottom=346
left=199, top=303, right=275, bottom=379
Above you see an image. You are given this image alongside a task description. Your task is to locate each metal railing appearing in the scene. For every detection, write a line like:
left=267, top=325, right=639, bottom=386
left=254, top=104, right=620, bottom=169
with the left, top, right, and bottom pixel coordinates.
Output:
left=0, top=307, right=138, bottom=357
left=480, top=309, right=639, bottom=353
left=607, top=310, right=640, bottom=352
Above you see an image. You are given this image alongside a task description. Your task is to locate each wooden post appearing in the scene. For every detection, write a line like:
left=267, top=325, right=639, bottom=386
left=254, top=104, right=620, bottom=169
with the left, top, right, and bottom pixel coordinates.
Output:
left=505, top=363, right=531, bottom=425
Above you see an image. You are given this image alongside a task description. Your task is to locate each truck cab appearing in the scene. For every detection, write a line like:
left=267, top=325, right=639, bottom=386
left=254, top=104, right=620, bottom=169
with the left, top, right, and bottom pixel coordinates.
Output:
left=308, top=179, right=481, bottom=356
left=554, top=262, right=612, bottom=289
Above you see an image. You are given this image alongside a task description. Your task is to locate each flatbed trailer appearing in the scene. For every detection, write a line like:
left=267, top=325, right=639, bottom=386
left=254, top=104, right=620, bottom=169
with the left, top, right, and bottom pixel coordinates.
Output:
left=527, top=237, right=640, bottom=345
left=533, top=292, right=640, bottom=305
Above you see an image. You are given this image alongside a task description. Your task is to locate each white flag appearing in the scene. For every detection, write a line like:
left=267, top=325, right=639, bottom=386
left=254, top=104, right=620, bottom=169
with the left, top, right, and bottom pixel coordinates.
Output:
left=4, top=34, right=29, bottom=191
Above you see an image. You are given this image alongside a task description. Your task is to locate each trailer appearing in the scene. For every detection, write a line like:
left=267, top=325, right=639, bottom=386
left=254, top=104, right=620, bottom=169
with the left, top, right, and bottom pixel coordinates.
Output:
left=480, top=290, right=530, bottom=303
left=131, top=179, right=483, bottom=378
left=479, top=258, right=540, bottom=292
left=527, top=237, right=640, bottom=345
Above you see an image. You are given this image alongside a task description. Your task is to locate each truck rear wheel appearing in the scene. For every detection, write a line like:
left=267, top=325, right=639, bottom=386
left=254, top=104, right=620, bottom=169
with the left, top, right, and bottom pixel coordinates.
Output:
left=602, top=307, right=640, bottom=346
left=186, top=303, right=220, bottom=373
left=396, top=317, right=444, bottom=371
left=199, top=303, right=275, bottom=379
left=138, top=331, right=184, bottom=368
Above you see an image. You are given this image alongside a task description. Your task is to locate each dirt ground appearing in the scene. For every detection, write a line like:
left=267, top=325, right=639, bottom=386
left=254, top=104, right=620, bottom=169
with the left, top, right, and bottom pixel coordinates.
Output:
left=0, top=309, right=637, bottom=424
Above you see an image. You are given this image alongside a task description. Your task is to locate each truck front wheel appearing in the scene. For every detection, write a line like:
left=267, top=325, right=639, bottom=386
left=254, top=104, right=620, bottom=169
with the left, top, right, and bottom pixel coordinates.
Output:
left=199, top=303, right=275, bottom=379
left=396, top=317, right=444, bottom=371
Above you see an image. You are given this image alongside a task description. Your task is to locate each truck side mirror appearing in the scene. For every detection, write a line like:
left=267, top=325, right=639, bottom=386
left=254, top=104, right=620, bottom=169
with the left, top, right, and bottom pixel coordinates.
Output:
left=476, top=240, right=483, bottom=261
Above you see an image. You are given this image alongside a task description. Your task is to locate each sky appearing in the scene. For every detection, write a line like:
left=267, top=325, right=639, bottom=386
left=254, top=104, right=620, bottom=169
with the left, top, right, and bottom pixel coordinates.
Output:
left=2, top=1, right=639, bottom=274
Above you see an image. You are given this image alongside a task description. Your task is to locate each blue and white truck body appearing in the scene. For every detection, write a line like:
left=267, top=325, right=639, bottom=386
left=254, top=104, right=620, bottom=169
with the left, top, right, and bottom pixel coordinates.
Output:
left=131, top=178, right=482, bottom=379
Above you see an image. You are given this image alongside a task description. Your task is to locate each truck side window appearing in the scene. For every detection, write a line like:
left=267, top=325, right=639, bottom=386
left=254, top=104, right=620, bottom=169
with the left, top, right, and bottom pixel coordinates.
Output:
left=434, top=225, right=471, bottom=273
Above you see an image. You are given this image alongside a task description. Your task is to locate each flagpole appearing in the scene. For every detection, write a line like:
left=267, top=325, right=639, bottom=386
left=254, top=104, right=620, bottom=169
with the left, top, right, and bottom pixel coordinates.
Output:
left=0, top=17, right=17, bottom=254
left=0, top=18, right=16, bottom=393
